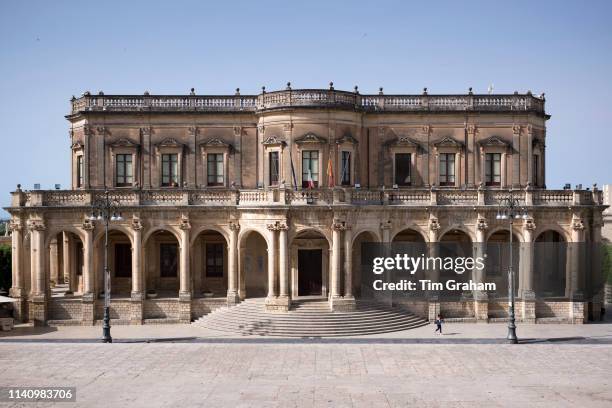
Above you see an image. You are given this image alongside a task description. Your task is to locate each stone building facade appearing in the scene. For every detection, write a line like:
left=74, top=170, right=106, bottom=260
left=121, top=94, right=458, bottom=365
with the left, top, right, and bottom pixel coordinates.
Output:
left=5, top=85, right=607, bottom=325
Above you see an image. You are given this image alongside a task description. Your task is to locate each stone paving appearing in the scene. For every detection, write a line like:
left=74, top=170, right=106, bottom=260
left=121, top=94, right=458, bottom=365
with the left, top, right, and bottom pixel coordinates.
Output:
left=1, top=321, right=612, bottom=407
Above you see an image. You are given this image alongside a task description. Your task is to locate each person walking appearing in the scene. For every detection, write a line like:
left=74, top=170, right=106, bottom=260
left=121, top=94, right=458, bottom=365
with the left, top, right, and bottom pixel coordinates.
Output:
left=434, top=314, right=444, bottom=335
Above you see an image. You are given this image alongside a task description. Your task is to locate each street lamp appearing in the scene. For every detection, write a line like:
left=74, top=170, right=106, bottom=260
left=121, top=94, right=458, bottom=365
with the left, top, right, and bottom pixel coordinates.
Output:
left=495, top=190, right=528, bottom=344
left=89, top=191, right=123, bottom=343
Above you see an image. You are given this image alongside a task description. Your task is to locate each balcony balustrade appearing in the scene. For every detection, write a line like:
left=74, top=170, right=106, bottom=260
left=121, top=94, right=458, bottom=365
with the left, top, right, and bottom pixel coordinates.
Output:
left=13, top=187, right=601, bottom=210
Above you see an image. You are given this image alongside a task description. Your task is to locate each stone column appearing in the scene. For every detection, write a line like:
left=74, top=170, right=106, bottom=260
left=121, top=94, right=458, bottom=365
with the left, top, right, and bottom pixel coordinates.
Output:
left=569, top=214, right=585, bottom=324
left=428, top=214, right=440, bottom=322
left=344, top=229, right=354, bottom=299
left=49, top=237, right=59, bottom=286
left=178, top=216, right=191, bottom=323
left=276, top=222, right=290, bottom=311
left=520, top=218, right=536, bottom=323
left=527, top=125, right=533, bottom=185
left=130, top=216, right=144, bottom=324
left=28, top=219, right=46, bottom=325
left=473, top=216, right=489, bottom=322
left=512, top=125, right=521, bottom=188
left=590, top=215, right=604, bottom=321
left=466, top=125, right=476, bottom=188
left=227, top=221, right=240, bottom=305
left=265, top=222, right=279, bottom=311
left=62, top=232, right=74, bottom=293
left=330, top=222, right=342, bottom=299
left=81, top=220, right=95, bottom=325
left=9, top=221, right=26, bottom=321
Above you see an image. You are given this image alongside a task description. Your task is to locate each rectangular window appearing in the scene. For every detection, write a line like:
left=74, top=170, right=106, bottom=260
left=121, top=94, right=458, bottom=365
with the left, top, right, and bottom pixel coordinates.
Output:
left=439, top=153, right=456, bottom=186
left=76, top=156, right=83, bottom=188
left=341, top=151, right=351, bottom=186
left=301, top=150, right=319, bottom=188
left=394, top=153, right=411, bottom=186
left=269, top=151, right=279, bottom=186
left=207, top=153, right=224, bottom=186
left=532, top=155, right=539, bottom=186
left=159, top=243, right=178, bottom=277
left=114, top=243, right=132, bottom=278
left=485, top=153, right=501, bottom=186
left=161, top=154, right=179, bottom=187
left=205, top=243, right=224, bottom=277
left=115, top=154, right=133, bottom=187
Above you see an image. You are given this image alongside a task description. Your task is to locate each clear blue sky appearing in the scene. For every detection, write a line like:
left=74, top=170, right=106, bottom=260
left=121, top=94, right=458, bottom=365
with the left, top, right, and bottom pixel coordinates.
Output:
left=1, top=0, right=611, bottom=216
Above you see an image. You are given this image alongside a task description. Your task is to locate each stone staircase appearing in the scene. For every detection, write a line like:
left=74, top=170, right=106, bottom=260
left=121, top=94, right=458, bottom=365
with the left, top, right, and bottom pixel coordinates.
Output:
left=194, top=298, right=428, bottom=337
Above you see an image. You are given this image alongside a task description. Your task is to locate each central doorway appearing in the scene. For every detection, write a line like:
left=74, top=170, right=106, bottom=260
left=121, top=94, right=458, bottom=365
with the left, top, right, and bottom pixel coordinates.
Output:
left=298, top=249, right=322, bottom=296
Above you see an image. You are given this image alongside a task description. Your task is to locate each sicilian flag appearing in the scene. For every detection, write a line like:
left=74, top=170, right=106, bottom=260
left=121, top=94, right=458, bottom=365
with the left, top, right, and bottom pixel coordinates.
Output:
left=307, top=168, right=315, bottom=189
left=289, top=150, right=298, bottom=191
left=327, top=157, right=335, bottom=188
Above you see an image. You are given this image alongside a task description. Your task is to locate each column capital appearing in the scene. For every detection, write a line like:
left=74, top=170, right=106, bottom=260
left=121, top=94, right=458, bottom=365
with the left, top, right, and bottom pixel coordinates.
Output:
left=571, top=215, right=585, bottom=231
left=229, top=221, right=241, bottom=231
left=476, top=216, right=488, bottom=231
left=27, top=219, right=45, bottom=231
left=131, top=215, right=143, bottom=231
left=179, top=214, right=191, bottom=230
left=428, top=215, right=440, bottom=232
left=523, top=217, right=536, bottom=231
left=512, top=124, right=522, bottom=135
left=466, top=124, right=477, bottom=135
left=82, top=219, right=95, bottom=231
left=266, top=221, right=287, bottom=231
left=8, top=220, right=23, bottom=232
left=332, top=220, right=350, bottom=231
left=380, top=220, right=392, bottom=231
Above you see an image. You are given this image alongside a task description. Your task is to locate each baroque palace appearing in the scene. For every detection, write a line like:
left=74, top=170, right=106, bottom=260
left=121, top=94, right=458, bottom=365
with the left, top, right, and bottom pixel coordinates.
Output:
left=5, top=84, right=607, bottom=327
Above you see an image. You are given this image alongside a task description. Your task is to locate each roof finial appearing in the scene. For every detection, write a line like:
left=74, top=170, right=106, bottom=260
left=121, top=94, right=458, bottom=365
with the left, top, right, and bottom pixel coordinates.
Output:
left=468, top=87, right=473, bottom=95
left=235, top=88, right=240, bottom=95
left=329, top=82, right=334, bottom=90
left=190, top=88, right=195, bottom=95
left=354, top=85, right=359, bottom=94
left=261, top=86, right=266, bottom=94
left=379, top=87, right=384, bottom=95
left=286, top=82, right=291, bottom=90
left=423, top=87, right=428, bottom=95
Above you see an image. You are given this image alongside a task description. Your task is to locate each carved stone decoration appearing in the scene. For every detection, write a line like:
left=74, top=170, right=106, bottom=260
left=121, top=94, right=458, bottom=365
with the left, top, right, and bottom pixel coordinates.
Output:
left=27, top=219, right=46, bottom=231
left=476, top=216, right=488, bottom=231
left=156, top=138, right=183, bottom=148
left=140, top=127, right=151, bottom=137
left=466, top=124, right=477, bottom=135
left=571, top=214, right=585, bottom=231
left=188, top=127, right=198, bottom=137
left=332, top=220, right=349, bottom=231
left=335, top=133, right=358, bottom=145
left=257, top=125, right=265, bottom=134
left=71, top=141, right=84, bottom=151
left=110, top=138, right=140, bottom=148
left=131, top=215, right=143, bottom=231
left=421, top=125, right=431, bottom=135
left=83, top=125, right=93, bottom=136
left=229, top=221, right=241, bottom=231
left=294, top=132, right=328, bottom=145
left=512, top=125, right=522, bottom=135
left=8, top=220, right=22, bottom=232
left=478, top=136, right=509, bottom=148
left=532, top=138, right=545, bottom=149
left=282, top=123, right=293, bottom=133
left=523, top=216, right=536, bottom=231
left=432, top=136, right=464, bottom=148
left=96, top=127, right=107, bottom=135
left=386, top=136, right=421, bottom=149
left=261, top=135, right=286, bottom=146
left=428, top=214, right=440, bottom=231
left=380, top=220, right=392, bottom=230
left=179, top=214, right=191, bottom=230
left=266, top=220, right=286, bottom=231
left=201, top=138, right=231, bottom=148
left=82, top=218, right=95, bottom=231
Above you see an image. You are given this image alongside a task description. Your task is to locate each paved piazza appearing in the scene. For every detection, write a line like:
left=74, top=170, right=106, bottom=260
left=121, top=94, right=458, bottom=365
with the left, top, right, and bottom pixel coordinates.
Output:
left=1, top=324, right=612, bottom=407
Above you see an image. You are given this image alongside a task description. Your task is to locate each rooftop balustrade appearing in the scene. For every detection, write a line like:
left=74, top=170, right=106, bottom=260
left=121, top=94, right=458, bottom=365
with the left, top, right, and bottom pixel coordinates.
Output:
left=9, top=187, right=601, bottom=210
left=69, top=89, right=546, bottom=115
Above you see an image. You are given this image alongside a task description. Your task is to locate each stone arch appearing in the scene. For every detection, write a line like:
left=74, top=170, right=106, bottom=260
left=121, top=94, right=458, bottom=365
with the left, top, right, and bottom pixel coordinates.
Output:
left=143, top=228, right=181, bottom=296
left=142, top=226, right=180, bottom=247
left=44, top=228, right=85, bottom=297
left=485, top=226, right=524, bottom=243
left=351, top=230, right=379, bottom=298
left=350, top=228, right=381, bottom=246
left=391, top=227, right=427, bottom=242
left=535, top=225, right=569, bottom=243
left=534, top=229, right=567, bottom=297
left=238, top=226, right=271, bottom=249
left=291, top=228, right=329, bottom=297
left=93, top=228, right=134, bottom=296
left=189, top=225, right=230, bottom=247
left=439, top=225, right=476, bottom=243
left=44, top=225, right=86, bottom=248
left=289, top=226, right=332, bottom=248
left=93, top=224, right=134, bottom=247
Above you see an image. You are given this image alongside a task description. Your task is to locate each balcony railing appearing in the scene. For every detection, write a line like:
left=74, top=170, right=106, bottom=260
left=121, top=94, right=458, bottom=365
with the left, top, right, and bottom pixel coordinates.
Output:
left=13, top=188, right=602, bottom=209
left=70, top=90, right=546, bottom=115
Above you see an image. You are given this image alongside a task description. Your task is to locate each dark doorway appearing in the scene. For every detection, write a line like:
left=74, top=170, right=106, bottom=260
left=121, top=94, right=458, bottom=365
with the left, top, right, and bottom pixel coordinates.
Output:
left=160, top=243, right=178, bottom=277
left=298, top=249, right=322, bottom=296
left=114, top=243, right=132, bottom=277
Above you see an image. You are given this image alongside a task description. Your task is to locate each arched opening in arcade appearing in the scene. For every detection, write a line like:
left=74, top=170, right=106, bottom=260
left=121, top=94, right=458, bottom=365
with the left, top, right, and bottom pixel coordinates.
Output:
left=486, top=230, right=520, bottom=298
left=143, top=229, right=180, bottom=297
left=94, top=230, right=133, bottom=297
left=192, top=229, right=228, bottom=298
left=290, top=230, right=329, bottom=298
left=47, top=231, right=84, bottom=296
left=439, top=229, right=473, bottom=299
left=534, top=230, right=566, bottom=298
left=239, top=230, right=268, bottom=298
left=351, top=230, right=379, bottom=298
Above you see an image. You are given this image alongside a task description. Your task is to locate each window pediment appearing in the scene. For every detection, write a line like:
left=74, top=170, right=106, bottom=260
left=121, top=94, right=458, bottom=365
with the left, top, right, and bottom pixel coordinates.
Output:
left=295, top=132, right=327, bottom=145
left=433, top=136, right=463, bottom=148
left=111, top=138, right=140, bottom=148
left=71, top=141, right=84, bottom=151
left=200, top=138, right=231, bottom=150
left=478, top=136, right=509, bottom=148
left=386, top=136, right=421, bottom=149
left=532, top=138, right=545, bottom=149
left=261, top=135, right=286, bottom=147
left=336, top=133, right=358, bottom=145
left=156, top=138, right=184, bottom=148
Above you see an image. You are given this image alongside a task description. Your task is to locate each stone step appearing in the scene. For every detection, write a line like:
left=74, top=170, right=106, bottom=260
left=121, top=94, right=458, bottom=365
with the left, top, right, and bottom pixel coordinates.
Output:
left=195, top=299, right=428, bottom=337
